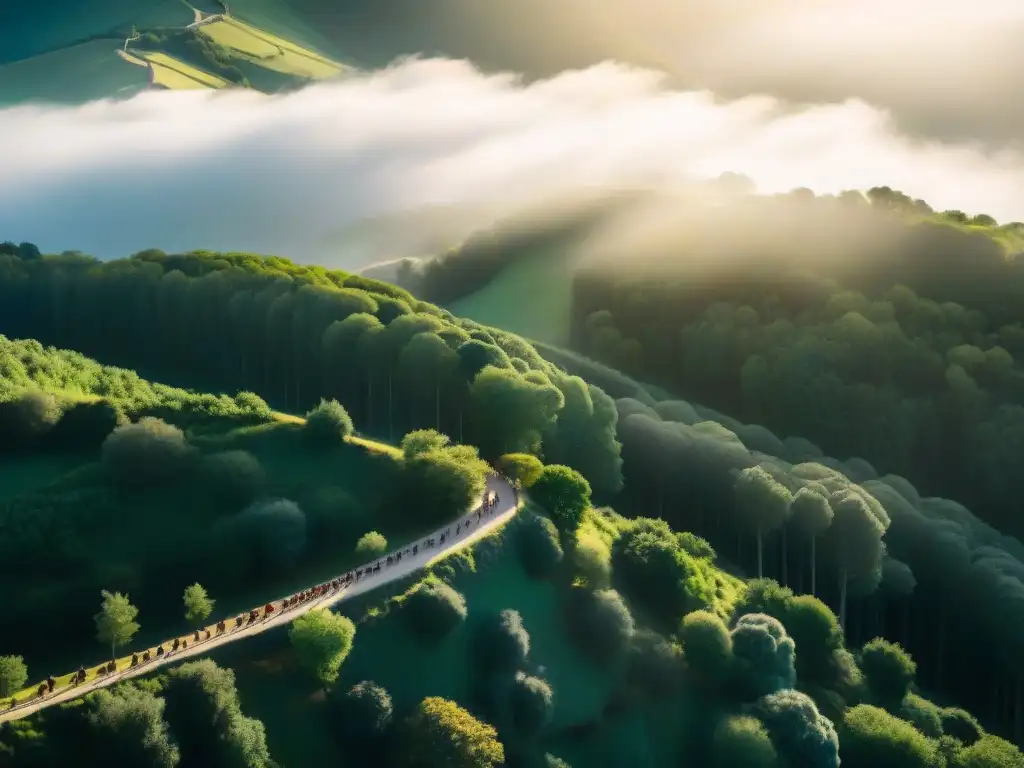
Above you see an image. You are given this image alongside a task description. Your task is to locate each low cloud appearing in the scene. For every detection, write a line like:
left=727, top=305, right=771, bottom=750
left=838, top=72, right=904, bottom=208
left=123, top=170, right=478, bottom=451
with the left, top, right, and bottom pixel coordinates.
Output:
left=2, top=56, right=1023, bottom=267
left=318, top=0, right=1024, bottom=147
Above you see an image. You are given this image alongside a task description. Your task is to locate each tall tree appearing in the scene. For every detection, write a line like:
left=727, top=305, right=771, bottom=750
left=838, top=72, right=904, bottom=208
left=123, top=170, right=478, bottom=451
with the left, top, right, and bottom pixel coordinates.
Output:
left=94, top=590, right=140, bottom=664
left=826, top=491, right=888, bottom=631
left=183, top=584, right=215, bottom=628
left=790, top=484, right=834, bottom=595
left=734, top=466, right=793, bottom=579
left=0, top=655, right=28, bottom=698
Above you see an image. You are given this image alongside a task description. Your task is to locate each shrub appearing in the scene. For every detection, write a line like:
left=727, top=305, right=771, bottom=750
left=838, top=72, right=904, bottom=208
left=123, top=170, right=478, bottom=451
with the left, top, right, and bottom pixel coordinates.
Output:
left=200, top=450, right=266, bottom=511
left=529, top=465, right=591, bottom=536
left=473, top=610, right=530, bottom=677
left=677, top=531, right=716, bottom=560
left=355, top=531, right=388, bottom=559
left=289, top=609, right=356, bottom=687
left=304, top=399, right=354, bottom=447
left=840, top=704, right=937, bottom=768
left=0, top=655, right=28, bottom=697
left=235, top=498, right=307, bottom=571
left=627, top=630, right=683, bottom=700
left=402, top=429, right=450, bottom=459
left=509, top=673, right=554, bottom=738
left=859, top=637, right=916, bottom=705
left=330, top=680, right=394, bottom=750
left=402, top=579, right=468, bottom=644
left=0, top=389, right=60, bottom=450
left=518, top=515, right=563, bottom=579
left=405, top=696, right=504, bottom=768
left=499, top=453, right=543, bottom=488
left=754, top=690, right=839, bottom=768
left=711, top=715, right=780, bottom=768
left=612, top=518, right=715, bottom=627
left=233, top=391, right=272, bottom=418
left=679, top=611, right=733, bottom=686
left=940, top=707, right=982, bottom=746
left=730, top=613, right=797, bottom=698
left=572, top=530, right=611, bottom=589
left=899, top=693, right=943, bottom=739
left=47, top=399, right=125, bottom=452
left=101, top=417, right=195, bottom=487
left=565, top=587, right=634, bottom=662
left=396, top=448, right=489, bottom=525
left=161, top=659, right=270, bottom=767
left=955, top=735, right=1024, bottom=768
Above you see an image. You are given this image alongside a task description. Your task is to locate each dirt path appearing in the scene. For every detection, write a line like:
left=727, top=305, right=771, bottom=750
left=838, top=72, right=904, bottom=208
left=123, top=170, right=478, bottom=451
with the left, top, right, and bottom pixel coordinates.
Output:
left=0, top=475, right=518, bottom=723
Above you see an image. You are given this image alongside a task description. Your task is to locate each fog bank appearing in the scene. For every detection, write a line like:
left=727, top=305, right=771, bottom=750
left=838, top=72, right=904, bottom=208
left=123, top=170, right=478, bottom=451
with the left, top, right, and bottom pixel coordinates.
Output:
left=2, top=57, right=1022, bottom=267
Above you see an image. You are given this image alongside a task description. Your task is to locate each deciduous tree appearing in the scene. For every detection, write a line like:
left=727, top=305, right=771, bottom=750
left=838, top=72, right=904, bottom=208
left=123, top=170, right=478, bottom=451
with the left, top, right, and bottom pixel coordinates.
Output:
left=183, top=583, right=215, bottom=628
left=288, top=609, right=356, bottom=688
left=95, top=590, right=140, bottom=663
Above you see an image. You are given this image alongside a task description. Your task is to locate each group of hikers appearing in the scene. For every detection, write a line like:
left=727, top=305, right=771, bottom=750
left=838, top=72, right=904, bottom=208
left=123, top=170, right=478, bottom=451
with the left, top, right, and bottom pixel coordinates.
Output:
left=6, top=485, right=506, bottom=713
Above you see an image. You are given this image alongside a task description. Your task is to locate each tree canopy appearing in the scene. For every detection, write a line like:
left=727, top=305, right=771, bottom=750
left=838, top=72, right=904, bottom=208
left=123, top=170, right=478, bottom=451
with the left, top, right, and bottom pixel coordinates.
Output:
left=182, top=583, right=215, bottom=627
left=529, top=464, right=591, bottom=536
left=94, top=590, right=140, bottom=661
left=288, top=609, right=357, bottom=687
left=405, top=696, right=504, bottom=768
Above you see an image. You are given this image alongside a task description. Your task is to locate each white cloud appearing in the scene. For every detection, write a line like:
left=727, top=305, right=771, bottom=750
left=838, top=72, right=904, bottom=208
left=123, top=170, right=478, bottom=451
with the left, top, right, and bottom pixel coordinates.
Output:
left=1, top=56, right=1022, bottom=266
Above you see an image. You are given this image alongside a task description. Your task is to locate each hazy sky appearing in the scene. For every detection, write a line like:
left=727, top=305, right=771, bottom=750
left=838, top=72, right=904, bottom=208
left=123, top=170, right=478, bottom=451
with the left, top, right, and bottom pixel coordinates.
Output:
left=1, top=0, right=1021, bottom=264
left=437, top=0, right=1024, bottom=148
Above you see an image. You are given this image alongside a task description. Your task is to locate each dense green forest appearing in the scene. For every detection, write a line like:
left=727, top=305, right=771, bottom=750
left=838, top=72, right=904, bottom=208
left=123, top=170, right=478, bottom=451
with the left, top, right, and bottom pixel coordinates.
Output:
left=0, top=247, right=623, bottom=497
left=568, top=189, right=1024, bottom=532
left=3, top=499, right=1021, bottom=768
left=371, top=187, right=1024, bottom=743
left=1, top=233, right=1023, bottom=765
left=0, top=336, right=497, bottom=669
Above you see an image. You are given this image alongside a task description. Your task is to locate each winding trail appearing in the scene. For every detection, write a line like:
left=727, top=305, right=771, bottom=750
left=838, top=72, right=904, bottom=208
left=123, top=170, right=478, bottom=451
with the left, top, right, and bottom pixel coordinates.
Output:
left=0, top=474, right=518, bottom=723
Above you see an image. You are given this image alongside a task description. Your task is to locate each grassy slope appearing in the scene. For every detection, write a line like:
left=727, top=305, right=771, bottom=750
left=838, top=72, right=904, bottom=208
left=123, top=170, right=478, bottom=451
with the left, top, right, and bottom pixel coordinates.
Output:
left=0, top=41, right=150, bottom=105
left=198, top=16, right=344, bottom=79
left=212, top=0, right=342, bottom=63
left=135, top=50, right=230, bottom=89
left=446, top=249, right=575, bottom=347
left=0, top=1, right=346, bottom=103
left=0, top=0, right=201, bottom=65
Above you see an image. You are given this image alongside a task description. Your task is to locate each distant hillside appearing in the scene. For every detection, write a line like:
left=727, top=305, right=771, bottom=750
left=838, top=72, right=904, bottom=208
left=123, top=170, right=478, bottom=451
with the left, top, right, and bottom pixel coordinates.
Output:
left=387, top=186, right=1024, bottom=346
left=0, top=0, right=350, bottom=104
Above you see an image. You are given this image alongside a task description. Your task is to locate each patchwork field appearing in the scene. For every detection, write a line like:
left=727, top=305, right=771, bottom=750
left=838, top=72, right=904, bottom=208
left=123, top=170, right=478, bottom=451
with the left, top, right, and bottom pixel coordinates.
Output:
left=0, top=41, right=150, bottom=105
left=0, top=0, right=349, bottom=105
left=198, top=16, right=345, bottom=79
left=135, top=50, right=231, bottom=89
left=213, top=0, right=342, bottom=62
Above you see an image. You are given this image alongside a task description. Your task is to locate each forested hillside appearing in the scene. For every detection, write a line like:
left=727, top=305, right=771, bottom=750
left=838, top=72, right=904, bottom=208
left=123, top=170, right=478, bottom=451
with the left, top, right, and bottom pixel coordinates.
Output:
left=0, top=247, right=623, bottom=496
left=567, top=191, right=1024, bottom=537
left=0, top=336, right=503, bottom=671
left=1, top=237, right=1024, bottom=766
